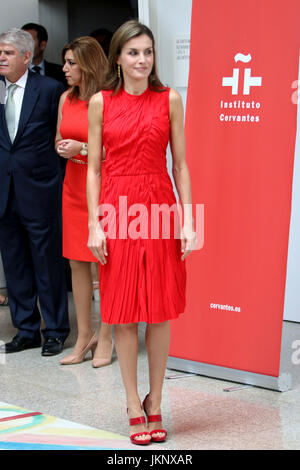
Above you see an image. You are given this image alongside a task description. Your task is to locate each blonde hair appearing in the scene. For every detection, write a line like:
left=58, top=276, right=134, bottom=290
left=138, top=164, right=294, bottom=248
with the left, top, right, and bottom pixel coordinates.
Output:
left=62, top=36, right=107, bottom=101
left=103, top=20, right=166, bottom=94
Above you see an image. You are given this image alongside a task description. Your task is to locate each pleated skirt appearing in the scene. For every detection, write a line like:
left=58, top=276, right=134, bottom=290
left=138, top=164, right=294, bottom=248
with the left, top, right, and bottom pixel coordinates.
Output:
left=99, top=172, right=186, bottom=324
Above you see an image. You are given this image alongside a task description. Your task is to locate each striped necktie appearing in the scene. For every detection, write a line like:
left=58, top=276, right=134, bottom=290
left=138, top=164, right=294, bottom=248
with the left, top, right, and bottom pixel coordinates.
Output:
left=5, top=83, right=18, bottom=142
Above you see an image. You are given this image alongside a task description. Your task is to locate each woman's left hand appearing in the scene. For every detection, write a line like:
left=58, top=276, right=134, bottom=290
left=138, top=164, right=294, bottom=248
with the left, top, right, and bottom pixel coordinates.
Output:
left=56, top=139, right=83, bottom=159
left=181, top=225, right=197, bottom=260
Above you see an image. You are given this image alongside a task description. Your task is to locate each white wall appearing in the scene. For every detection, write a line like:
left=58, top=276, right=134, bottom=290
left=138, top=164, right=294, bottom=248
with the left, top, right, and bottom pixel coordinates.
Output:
left=0, top=0, right=66, bottom=65
left=139, top=0, right=192, bottom=188
left=140, top=0, right=192, bottom=103
left=0, top=0, right=39, bottom=32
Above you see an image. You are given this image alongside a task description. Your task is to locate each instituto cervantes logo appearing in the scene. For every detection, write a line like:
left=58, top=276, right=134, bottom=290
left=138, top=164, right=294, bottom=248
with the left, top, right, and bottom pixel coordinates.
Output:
left=220, top=53, right=262, bottom=124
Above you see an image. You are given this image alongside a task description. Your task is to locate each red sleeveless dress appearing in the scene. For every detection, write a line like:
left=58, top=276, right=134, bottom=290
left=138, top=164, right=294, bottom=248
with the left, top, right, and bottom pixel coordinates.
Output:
left=61, top=95, right=105, bottom=262
left=99, top=87, right=186, bottom=324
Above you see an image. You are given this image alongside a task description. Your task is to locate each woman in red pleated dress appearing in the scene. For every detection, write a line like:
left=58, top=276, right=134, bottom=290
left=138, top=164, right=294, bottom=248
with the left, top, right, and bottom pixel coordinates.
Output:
left=87, top=21, right=196, bottom=444
left=55, top=37, right=113, bottom=367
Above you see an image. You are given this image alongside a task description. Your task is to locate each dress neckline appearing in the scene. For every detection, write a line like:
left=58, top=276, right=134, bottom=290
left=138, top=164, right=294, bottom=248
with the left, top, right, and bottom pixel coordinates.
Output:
left=122, top=86, right=149, bottom=98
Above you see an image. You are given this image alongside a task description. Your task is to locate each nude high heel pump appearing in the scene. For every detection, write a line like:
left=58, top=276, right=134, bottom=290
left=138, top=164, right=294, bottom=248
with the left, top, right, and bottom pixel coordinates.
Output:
left=92, top=339, right=114, bottom=368
left=60, top=333, right=97, bottom=365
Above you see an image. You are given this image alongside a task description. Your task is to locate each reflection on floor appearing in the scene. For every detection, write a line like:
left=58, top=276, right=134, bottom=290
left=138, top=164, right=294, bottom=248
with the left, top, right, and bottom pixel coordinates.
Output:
left=0, top=293, right=299, bottom=450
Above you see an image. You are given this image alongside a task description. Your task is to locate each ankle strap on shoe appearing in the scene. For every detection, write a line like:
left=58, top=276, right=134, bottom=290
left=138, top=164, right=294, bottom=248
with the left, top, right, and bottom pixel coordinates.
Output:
left=147, top=414, right=162, bottom=423
left=129, top=416, right=146, bottom=426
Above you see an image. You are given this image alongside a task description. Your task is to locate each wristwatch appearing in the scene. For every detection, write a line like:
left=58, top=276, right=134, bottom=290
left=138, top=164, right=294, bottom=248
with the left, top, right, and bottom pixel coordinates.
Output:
left=80, top=142, right=88, bottom=156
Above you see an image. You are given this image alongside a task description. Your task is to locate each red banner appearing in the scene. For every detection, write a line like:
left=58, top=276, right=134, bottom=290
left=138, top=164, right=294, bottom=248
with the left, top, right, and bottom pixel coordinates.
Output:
left=170, top=0, right=300, bottom=376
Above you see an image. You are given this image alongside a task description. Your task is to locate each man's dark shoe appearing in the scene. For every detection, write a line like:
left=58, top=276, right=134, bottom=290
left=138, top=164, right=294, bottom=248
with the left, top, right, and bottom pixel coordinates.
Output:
left=41, top=337, right=63, bottom=356
left=0, top=335, right=41, bottom=354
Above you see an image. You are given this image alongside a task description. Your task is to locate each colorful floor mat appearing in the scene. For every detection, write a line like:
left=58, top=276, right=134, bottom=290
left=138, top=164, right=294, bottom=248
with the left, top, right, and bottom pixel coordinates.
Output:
left=0, top=402, right=132, bottom=450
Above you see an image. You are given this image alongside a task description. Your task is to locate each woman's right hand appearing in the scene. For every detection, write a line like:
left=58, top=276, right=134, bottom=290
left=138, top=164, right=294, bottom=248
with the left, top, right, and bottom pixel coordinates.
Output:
left=87, top=224, right=108, bottom=265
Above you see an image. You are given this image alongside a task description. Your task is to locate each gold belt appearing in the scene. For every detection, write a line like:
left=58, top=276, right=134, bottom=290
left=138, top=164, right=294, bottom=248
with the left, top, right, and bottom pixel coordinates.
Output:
left=70, top=158, right=87, bottom=165
left=70, top=158, right=106, bottom=165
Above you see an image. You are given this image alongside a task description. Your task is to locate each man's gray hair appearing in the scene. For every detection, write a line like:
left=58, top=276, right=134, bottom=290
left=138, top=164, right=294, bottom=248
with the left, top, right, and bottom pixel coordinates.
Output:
left=0, top=28, right=34, bottom=65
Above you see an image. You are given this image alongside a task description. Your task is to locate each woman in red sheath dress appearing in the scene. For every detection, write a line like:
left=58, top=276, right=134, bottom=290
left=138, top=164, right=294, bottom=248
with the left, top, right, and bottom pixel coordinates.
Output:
left=55, top=37, right=113, bottom=367
left=87, top=21, right=196, bottom=444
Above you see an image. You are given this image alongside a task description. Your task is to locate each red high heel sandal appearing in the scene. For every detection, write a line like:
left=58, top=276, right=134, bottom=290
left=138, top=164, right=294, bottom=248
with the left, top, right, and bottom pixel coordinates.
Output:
left=142, top=394, right=167, bottom=442
left=128, top=414, right=151, bottom=445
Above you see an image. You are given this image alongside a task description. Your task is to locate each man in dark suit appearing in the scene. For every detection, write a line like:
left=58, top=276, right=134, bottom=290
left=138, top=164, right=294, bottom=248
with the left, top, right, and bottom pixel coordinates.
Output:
left=21, top=23, right=67, bottom=87
left=0, top=28, right=70, bottom=355
left=22, top=23, right=69, bottom=183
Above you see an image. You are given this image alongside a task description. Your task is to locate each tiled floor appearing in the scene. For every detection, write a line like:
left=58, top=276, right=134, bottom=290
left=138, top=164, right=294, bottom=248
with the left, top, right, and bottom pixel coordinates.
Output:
left=0, top=293, right=299, bottom=450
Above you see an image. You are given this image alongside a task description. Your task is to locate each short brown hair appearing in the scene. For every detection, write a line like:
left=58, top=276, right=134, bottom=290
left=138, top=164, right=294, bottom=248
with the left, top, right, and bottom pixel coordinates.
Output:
left=62, top=36, right=107, bottom=101
left=103, top=20, right=166, bottom=94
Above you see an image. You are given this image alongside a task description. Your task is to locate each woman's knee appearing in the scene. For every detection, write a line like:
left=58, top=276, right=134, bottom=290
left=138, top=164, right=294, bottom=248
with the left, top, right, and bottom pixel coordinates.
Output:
left=115, top=323, right=138, bottom=334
